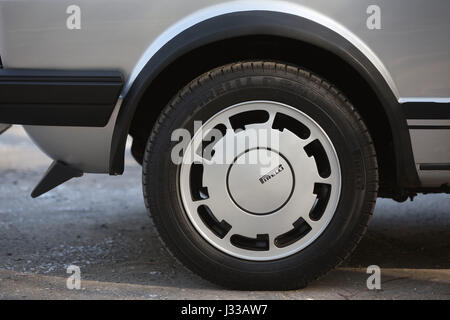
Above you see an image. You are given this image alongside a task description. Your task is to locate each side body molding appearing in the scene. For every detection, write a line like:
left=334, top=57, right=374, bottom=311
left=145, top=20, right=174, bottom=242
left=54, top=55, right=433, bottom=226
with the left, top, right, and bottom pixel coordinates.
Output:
left=0, top=69, right=123, bottom=127
left=110, top=10, right=419, bottom=187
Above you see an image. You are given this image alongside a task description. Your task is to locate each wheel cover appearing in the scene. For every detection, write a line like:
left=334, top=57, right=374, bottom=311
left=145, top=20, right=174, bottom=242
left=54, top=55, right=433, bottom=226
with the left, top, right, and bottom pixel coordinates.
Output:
left=179, top=101, right=341, bottom=261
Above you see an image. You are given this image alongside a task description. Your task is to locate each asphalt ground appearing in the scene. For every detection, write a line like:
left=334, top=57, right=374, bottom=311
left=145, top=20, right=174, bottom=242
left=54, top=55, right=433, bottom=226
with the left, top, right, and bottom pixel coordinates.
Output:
left=0, top=126, right=448, bottom=299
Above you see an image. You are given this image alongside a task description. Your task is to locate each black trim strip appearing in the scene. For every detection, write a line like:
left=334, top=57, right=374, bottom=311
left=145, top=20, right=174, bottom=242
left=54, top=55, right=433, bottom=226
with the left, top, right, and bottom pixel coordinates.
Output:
left=419, top=163, right=450, bottom=171
left=409, top=125, right=450, bottom=130
left=0, top=69, right=123, bottom=127
left=402, top=102, right=450, bottom=120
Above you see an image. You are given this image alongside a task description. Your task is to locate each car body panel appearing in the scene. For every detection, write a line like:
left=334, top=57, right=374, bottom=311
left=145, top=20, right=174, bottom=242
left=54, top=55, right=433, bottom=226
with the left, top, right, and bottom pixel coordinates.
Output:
left=0, top=0, right=449, bottom=186
left=1, top=0, right=449, bottom=98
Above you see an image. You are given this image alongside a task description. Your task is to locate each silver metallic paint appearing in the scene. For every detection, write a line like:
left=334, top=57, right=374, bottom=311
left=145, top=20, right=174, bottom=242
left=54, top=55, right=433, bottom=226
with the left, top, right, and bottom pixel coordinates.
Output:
left=25, top=99, right=122, bottom=173
left=407, top=119, right=450, bottom=186
left=0, top=0, right=449, bottom=184
left=409, top=128, right=450, bottom=186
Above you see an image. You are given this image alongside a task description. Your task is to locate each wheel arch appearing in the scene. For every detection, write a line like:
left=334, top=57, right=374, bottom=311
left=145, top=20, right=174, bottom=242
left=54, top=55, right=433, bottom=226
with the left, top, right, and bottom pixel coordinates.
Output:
left=110, top=10, right=420, bottom=194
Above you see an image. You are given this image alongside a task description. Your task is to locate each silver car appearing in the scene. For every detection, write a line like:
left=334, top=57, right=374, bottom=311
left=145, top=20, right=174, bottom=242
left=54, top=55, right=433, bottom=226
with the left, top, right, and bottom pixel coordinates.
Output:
left=0, top=0, right=449, bottom=289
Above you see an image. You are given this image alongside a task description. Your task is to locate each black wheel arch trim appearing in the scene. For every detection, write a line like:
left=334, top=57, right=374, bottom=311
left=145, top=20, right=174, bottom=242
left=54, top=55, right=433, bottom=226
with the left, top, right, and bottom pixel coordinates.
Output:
left=110, top=10, right=420, bottom=188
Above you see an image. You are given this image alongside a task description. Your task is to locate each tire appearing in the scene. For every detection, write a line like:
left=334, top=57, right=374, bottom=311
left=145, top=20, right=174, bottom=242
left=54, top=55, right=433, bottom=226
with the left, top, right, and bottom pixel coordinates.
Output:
left=143, top=61, right=378, bottom=290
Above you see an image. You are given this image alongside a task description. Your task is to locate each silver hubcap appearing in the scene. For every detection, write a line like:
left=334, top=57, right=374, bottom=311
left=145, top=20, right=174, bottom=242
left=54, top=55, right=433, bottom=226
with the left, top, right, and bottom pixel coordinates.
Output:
left=227, top=149, right=294, bottom=215
left=179, top=101, right=341, bottom=261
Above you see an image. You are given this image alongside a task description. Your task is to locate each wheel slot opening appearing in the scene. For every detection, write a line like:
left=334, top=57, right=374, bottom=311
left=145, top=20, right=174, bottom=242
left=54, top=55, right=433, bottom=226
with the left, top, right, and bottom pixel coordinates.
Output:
left=309, top=183, right=331, bottom=221
left=196, top=124, right=227, bottom=160
left=190, top=163, right=209, bottom=201
left=230, top=234, right=270, bottom=251
left=274, top=217, right=312, bottom=248
left=197, top=205, right=232, bottom=239
left=272, top=112, right=311, bottom=139
left=229, top=110, right=269, bottom=131
left=304, top=139, right=331, bottom=178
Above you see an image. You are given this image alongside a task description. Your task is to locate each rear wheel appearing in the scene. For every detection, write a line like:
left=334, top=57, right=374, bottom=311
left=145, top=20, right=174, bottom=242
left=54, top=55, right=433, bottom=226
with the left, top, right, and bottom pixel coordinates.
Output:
left=143, top=61, right=378, bottom=290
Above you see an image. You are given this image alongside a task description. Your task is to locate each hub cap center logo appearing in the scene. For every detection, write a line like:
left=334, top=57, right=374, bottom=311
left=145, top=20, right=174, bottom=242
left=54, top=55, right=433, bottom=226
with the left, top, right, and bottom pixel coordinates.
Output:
left=259, top=164, right=285, bottom=184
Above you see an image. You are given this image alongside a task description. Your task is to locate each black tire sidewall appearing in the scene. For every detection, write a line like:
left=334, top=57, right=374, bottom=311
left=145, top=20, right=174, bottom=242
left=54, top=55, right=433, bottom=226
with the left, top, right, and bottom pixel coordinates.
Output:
left=145, top=68, right=374, bottom=288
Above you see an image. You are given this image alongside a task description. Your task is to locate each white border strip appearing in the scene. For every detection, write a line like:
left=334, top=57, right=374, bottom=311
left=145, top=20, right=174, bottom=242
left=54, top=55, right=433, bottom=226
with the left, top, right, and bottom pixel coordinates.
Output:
left=399, top=98, right=450, bottom=104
